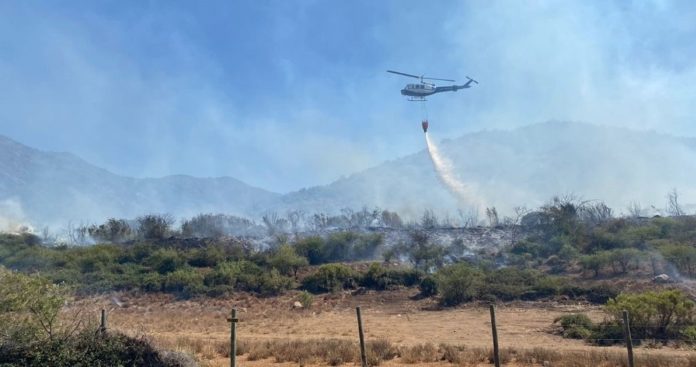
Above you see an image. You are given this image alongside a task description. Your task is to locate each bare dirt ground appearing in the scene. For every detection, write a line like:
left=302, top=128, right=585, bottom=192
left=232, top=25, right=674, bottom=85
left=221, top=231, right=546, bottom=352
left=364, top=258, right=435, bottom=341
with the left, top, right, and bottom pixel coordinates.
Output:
left=69, top=289, right=695, bottom=366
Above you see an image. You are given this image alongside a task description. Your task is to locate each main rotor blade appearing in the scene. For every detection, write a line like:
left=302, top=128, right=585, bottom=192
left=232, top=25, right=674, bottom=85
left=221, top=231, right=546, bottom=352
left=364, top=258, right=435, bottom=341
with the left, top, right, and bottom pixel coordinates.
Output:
left=387, top=70, right=420, bottom=79
left=423, top=76, right=456, bottom=82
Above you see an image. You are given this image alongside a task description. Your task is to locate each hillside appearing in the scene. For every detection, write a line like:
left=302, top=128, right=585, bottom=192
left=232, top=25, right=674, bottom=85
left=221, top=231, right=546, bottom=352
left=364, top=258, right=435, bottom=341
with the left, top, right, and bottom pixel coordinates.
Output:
left=277, top=121, right=696, bottom=215
left=2, top=121, right=696, bottom=227
left=0, top=135, right=279, bottom=226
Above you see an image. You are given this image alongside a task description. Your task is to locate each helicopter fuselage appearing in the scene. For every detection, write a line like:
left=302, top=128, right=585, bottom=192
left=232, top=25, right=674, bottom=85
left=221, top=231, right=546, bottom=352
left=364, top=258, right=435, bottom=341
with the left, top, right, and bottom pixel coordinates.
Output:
left=400, top=83, right=470, bottom=97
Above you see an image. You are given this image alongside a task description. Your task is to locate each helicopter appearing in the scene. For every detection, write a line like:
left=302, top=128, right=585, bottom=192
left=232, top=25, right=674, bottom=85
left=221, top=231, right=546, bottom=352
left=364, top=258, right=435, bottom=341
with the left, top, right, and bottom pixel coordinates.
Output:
left=387, top=70, right=478, bottom=101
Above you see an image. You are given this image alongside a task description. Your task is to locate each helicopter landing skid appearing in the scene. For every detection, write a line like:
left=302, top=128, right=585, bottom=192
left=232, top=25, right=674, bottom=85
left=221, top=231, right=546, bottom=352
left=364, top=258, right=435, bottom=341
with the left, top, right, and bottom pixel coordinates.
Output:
left=408, top=97, right=427, bottom=102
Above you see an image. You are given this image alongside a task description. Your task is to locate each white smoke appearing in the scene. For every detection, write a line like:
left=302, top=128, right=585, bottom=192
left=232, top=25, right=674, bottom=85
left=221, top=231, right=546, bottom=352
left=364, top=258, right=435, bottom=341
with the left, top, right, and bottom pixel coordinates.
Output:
left=424, top=133, right=486, bottom=211
left=0, top=198, right=34, bottom=234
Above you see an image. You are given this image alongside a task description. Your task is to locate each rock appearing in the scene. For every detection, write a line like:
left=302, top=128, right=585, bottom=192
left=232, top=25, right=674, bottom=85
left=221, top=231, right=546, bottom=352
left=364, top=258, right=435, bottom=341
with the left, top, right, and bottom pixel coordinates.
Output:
left=653, top=274, right=671, bottom=283
left=293, top=301, right=303, bottom=309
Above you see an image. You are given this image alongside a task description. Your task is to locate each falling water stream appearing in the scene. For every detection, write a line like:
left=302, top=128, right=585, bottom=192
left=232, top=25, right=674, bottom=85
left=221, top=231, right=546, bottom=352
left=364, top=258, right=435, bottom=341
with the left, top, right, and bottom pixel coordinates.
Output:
left=424, top=132, right=485, bottom=210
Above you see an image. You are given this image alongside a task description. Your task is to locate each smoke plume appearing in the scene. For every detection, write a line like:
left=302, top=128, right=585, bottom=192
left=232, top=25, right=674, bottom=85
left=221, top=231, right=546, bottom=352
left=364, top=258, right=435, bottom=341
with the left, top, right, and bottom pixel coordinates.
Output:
left=0, top=198, right=33, bottom=234
left=424, top=133, right=485, bottom=210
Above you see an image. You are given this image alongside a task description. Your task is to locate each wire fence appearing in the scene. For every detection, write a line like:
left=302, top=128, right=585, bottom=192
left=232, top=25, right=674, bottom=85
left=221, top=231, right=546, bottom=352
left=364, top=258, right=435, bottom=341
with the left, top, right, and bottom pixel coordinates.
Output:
left=95, top=306, right=695, bottom=367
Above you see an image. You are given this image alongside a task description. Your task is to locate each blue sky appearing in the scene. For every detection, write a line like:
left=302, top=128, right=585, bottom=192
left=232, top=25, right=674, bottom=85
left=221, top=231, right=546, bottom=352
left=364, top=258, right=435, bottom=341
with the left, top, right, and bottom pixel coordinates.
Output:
left=1, top=1, right=695, bottom=192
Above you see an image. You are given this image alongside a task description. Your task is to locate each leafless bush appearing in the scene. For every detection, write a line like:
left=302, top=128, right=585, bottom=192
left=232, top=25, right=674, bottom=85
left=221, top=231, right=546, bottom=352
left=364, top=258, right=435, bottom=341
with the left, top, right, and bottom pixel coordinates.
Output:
left=458, top=207, right=480, bottom=228
left=137, top=214, right=174, bottom=240
left=440, top=343, right=465, bottom=364
left=181, top=213, right=259, bottom=238
left=366, top=339, right=397, bottom=365
left=515, top=347, right=562, bottom=364
left=213, top=338, right=250, bottom=358
left=246, top=340, right=273, bottom=361
left=323, top=340, right=357, bottom=366
left=380, top=210, right=403, bottom=228
left=262, top=212, right=289, bottom=236
left=486, top=207, right=499, bottom=227
left=398, top=343, right=439, bottom=363
left=286, top=210, right=305, bottom=233
left=492, top=347, right=514, bottom=364
left=420, top=210, right=439, bottom=229
left=667, top=188, right=685, bottom=216
left=579, top=201, right=613, bottom=225
left=627, top=201, right=645, bottom=218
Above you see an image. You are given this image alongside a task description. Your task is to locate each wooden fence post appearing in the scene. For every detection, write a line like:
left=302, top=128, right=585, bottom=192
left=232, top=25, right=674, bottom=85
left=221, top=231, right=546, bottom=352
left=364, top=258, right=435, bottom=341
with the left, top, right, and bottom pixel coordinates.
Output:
left=356, top=306, right=367, bottom=367
left=622, top=310, right=635, bottom=367
left=99, top=309, right=107, bottom=334
left=489, top=304, right=500, bottom=367
left=227, top=308, right=239, bottom=367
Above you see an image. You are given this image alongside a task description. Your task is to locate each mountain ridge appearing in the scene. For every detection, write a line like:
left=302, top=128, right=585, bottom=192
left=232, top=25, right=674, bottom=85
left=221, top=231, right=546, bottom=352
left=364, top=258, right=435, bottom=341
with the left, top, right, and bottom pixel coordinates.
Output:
left=2, top=121, right=696, bottom=227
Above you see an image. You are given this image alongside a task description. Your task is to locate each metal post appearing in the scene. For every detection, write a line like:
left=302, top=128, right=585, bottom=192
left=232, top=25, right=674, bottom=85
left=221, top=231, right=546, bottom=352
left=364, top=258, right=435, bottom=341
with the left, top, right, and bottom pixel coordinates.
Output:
left=622, top=310, right=635, bottom=367
left=356, top=306, right=367, bottom=367
left=489, top=304, right=500, bottom=367
left=227, top=308, right=238, bottom=367
left=100, top=309, right=107, bottom=334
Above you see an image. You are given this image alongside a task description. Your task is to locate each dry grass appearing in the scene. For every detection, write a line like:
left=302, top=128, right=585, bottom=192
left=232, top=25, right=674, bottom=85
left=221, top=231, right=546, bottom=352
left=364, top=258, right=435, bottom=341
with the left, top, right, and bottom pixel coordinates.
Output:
left=398, top=343, right=439, bottom=363
left=67, top=292, right=695, bottom=366
left=506, top=347, right=696, bottom=367
left=366, top=339, right=398, bottom=365
left=145, top=336, right=696, bottom=366
left=171, top=336, right=215, bottom=359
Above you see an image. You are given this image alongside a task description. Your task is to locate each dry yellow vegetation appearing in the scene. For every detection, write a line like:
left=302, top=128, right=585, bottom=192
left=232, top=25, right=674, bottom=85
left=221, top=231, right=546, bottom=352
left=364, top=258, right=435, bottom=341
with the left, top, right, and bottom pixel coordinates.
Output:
left=68, top=289, right=696, bottom=366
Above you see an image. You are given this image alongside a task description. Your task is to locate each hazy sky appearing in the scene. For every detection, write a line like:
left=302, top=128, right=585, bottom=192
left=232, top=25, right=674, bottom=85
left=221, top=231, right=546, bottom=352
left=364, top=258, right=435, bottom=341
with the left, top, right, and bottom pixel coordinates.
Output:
left=1, top=1, right=695, bottom=193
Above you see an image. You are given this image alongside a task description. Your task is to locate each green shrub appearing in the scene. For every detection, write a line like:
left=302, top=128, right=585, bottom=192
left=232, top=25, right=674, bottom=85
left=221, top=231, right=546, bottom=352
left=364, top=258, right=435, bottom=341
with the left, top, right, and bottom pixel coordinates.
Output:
left=187, top=246, right=225, bottom=268
left=605, top=289, right=696, bottom=340
left=418, top=276, right=438, bottom=297
left=659, top=243, right=696, bottom=277
left=359, top=263, right=422, bottom=291
left=0, top=328, right=175, bottom=367
left=0, top=267, right=67, bottom=343
left=359, top=263, right=390, bottom=290
left=588, top=323, right=624, bottom=346
left=681, top=326, right=696, bottom=343
left=117, top=243, right=156, bottom=264
left=577, top=284, right=617, bottom=304
left=302, top=264, right=356, bottom=293
left=294, top=236, right=326, bottom=265
left=148, top=249, right=185, bottom=274
left=298, top=291, right=314, bottom=308
left=480, top=268, right=545, bottom=301
left=162, top=267, right=205, bottom=298
left=202, top=260, right=292, bottom=295
left=555, top=314, right=593, bottom=331
left=255, top=269, right=294, bottom=296
left=608, top=248, right=644, bottom=274
left=554, top=291, right=696, bottom=345
left=141, top=272, right=163, bottom=292
left=436, top=263, right=483, bottom=306
left=563, top=326, right=592, bottom=339
left=389, top=267, right=423, bottom=287
left=205, top=260, right=259, bottom=288
left=268, top=244, right=308, bottom=277
left=579, top=252, right=611, bottom=277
